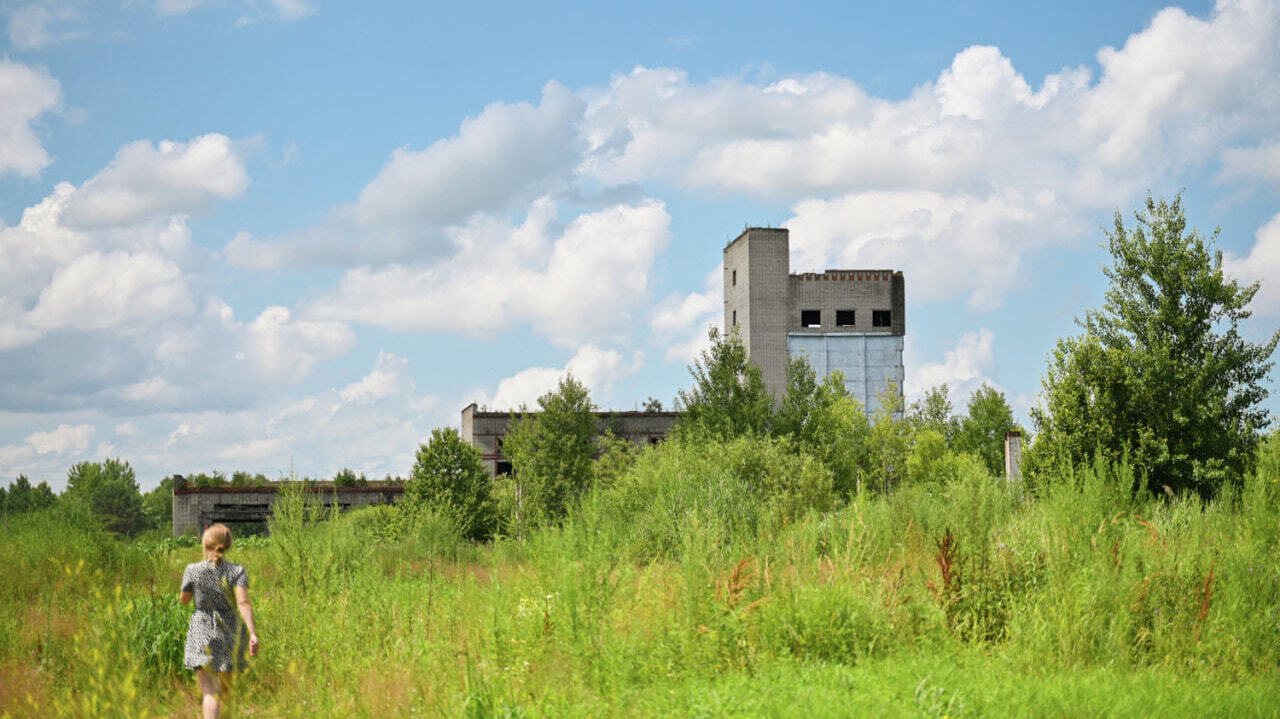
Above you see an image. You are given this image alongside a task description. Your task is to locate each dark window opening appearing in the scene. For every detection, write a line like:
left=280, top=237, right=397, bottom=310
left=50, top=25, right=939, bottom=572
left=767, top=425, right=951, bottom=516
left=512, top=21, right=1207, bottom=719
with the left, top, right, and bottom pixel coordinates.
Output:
left=836, top=309, right=856, bottom=327
left=872, top=310, right=892, bottom=327
left=732, top=310, right=737, bottom=326
left=649, top=435, right=663, bottom=445
left=495, top=460, right=513, bottom=476
left=732, top=269, right=737, bottom=286
left=494, top=437, right=504, bottom=453
left=800, top=309, right=821, bottom=328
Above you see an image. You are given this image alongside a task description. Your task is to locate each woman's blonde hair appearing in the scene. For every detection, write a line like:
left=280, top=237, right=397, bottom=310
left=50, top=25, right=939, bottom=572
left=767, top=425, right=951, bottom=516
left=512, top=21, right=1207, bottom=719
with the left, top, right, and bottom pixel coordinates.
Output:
left=202, top=523, right=232, bottom=565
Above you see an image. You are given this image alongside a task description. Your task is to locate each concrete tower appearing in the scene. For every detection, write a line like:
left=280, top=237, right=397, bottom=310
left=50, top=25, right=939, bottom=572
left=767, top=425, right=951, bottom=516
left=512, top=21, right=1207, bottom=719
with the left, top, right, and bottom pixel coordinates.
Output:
left=723, top=227, right=905, bottom=416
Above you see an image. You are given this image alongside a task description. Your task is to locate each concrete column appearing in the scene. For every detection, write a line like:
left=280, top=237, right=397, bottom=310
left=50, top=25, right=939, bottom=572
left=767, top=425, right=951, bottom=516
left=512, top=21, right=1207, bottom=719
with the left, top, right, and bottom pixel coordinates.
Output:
left=1004, top=431, right=1023, bottom=482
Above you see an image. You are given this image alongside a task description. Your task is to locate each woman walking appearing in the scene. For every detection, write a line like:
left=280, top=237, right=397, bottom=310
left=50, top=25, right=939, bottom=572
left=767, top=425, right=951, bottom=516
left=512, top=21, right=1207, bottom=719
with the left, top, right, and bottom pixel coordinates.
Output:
left=180, top=524, right=259, bottom=719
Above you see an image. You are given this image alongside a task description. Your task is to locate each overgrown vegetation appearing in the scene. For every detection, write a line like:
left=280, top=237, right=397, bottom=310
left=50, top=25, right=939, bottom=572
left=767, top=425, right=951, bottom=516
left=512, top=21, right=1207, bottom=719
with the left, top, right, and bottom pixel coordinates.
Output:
left=2, top=194, right=1277, bottom=716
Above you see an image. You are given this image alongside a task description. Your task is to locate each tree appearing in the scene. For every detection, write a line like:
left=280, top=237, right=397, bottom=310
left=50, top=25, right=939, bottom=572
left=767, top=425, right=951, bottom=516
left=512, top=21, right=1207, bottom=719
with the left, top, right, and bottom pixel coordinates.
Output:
left=642, top=396, right=664, bottom=412
left=64, top=458, right=146, bottom=535
left=908, top=384, right=960, bottom=446
left=1031, top=194, right=1279, bottom=496
left=1, top=475, right=56, bottom=516
left=408, top=427, right=495, bottom=540
left=676, top=326, right=772, bottom=440
left=955, top=383, right=1019, bottom=477
left=332, top=468, right=368, bottom=487
left=503, top=375, right=598, bottom=525
left=141, top=476, right=175, bottom=531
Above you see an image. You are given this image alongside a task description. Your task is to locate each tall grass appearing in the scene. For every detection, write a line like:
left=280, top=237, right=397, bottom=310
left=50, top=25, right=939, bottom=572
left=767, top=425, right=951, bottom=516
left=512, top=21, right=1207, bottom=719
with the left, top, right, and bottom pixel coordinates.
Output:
left=4, top=433, right=1280, bottom=716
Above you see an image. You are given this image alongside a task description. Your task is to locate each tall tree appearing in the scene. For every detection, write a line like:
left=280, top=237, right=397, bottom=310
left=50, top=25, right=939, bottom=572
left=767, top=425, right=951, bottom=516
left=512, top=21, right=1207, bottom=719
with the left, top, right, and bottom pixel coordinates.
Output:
left=1, top=475, right=56, bottom=516
left=1032, top=194, right=1278, bottom=495
left=956, top=383, right=1019, bottom=477
left=908, top=384, right=960, bottom=446
left=503, top=375, right=598, bottom=525
left=64, top=458, right=146, bottom=535
left=408, top=427, right=495, bottom=540
left=676, top=326, right=772, bottom=440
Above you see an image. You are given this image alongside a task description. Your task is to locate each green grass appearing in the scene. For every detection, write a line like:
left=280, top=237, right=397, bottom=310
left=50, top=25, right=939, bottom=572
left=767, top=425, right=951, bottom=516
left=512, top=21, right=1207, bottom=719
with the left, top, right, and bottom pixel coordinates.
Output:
left=3, top=436, right=1279, bottom=717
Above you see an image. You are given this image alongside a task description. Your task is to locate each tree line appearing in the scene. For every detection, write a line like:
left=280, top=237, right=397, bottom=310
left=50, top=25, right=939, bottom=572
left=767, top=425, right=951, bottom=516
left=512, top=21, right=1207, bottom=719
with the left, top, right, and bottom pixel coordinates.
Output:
left=3, top=194, right=1276, bottom=538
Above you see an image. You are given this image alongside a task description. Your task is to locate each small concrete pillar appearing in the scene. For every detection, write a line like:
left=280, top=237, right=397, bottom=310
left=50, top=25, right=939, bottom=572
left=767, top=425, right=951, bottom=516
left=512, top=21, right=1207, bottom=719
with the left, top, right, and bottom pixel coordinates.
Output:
left=1004, top=431, right=1023, bottom=482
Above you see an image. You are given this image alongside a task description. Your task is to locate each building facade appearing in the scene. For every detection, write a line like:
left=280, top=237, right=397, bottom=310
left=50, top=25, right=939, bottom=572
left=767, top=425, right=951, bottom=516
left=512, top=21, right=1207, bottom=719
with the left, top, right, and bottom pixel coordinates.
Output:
left=461, top=403, right=681, bottom=475
left=723, top=227, right=905, bottom=416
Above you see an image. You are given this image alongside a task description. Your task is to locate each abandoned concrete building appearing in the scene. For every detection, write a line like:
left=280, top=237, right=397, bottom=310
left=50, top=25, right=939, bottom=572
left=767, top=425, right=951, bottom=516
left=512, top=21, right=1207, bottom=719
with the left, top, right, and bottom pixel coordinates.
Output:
left=723, top=227, right=905, bottom=416
left=461, top=403, right=680, bottom=476
left=172, top=484, right=403, bottom=536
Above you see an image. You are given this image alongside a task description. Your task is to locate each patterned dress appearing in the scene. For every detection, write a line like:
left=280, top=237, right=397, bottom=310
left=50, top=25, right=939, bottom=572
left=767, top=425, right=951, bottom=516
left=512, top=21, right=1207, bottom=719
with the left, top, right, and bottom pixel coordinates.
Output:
left=181, top=560, right=250, bottom=672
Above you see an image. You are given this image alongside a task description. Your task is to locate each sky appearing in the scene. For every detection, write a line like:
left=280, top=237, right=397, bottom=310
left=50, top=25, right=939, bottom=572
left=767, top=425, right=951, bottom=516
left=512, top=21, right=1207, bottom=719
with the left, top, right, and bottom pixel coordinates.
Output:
left=2, top=0, right=1279, bottom=492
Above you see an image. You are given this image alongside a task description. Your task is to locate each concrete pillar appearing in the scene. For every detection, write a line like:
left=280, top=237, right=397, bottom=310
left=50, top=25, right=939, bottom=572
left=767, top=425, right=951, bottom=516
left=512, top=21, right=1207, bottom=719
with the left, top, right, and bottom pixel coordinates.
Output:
left=1004, top=431, right=1023, bottom=482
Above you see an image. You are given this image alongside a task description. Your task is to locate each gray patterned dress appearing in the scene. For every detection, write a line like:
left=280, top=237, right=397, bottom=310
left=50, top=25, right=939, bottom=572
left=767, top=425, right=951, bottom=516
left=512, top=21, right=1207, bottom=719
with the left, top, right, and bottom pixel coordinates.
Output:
left=181, top=560, right=250, bottom=672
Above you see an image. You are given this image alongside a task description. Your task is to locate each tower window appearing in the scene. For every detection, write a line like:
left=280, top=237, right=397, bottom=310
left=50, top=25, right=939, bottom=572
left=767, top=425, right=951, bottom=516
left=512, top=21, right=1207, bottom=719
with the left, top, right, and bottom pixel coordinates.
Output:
left=732, top=310, right=737, bottom=326
left=872, top=310, right=892, bottom=327
left=836, top=310, right=855, bottom=327
left=732, top=269, right=737, bottom=286
left=801, top=309, right=821, bottom=328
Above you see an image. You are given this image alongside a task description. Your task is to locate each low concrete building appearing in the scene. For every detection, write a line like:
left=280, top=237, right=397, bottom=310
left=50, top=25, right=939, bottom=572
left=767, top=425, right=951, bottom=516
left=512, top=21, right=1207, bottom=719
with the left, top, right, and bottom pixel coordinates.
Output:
left=172, top=485, right=403, bottom=536
left=461, top=403, right=681, bottom=475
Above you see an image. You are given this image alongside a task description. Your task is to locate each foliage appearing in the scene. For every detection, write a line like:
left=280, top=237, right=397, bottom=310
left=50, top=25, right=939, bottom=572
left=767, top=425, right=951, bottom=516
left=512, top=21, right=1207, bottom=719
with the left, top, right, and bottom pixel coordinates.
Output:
left=866, top=382, right=912, bottom=493
left=676, top=325, right=773, bottom=440
left=908, top=383, right=960, bottom=445
left=955, top=383, right=1020, bottom=477
left=64, top=458, right=147, bottom=536
left=773, top=355, right=872, bottom=497
left=592, top=430, right=639, bottom=488
left=0, top=474, right=56, bottom=516
left=333, top=467, right=369, bottom=487
left=642, top=396, right=664, bottom=412
left=407, top=427, right=496, bottom=541
left=503, top=374, right=599, bottom=527
left=140, top=476, right=174, bottom=533
left=1032, top=194, right=1279, bottom=496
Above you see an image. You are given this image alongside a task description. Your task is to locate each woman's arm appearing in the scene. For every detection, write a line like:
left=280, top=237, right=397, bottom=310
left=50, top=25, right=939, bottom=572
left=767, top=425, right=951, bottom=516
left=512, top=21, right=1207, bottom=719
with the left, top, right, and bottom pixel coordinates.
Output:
left=234, top=585, right=259, bottom=656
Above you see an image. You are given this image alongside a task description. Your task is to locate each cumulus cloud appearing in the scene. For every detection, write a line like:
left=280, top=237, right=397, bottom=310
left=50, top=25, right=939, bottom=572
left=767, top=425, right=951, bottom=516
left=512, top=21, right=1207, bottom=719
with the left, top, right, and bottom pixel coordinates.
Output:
left=25, top=423, right=94, bottom=455
left=155, top=0, right=313, bottom=21
left=26, top=251, right=194, bottom=331
left=0, top=59, right=61, bottom=176
left=1217, top=139, right=1280, bottom=189
left=1224, top=211, right=1280, bottom=317
left=61, top=134, right=250, bottom=229
left=228, top=83, right=583, bottom=270
left=482, top=345, right=641, bottom=410
left=308, top=197, right=670, bottom=347
left=650, top=265, right=723, bottom=363
left=907, top=328, right=998, bottom=405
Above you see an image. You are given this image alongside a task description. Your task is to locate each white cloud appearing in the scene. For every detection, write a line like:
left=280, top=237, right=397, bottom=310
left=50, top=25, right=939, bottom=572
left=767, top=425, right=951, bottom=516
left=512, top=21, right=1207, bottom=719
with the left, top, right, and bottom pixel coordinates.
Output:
left=650, top=265, right=723, bottom=363
left=62, top=134, right=250, bottom=229
left=1217, top=139, right=1280, bottom=189
left=308, top=197, right=671, bottom=347
left=484, top=345, right=641, bottom=410
left=1224, top=212, right=1280, bottom=317
left=240, top=306, right=356, bottom=383
left=0, top=59, right=61, bottom=176
left=25, top=423, right=94, bottom=455
left=908, top=328, right=998, bottom=405
left=340, top=352, right=414, bottom=404
left=230, top=83, right=583, bottom=270
left=26, top=251, right=194, bottom=331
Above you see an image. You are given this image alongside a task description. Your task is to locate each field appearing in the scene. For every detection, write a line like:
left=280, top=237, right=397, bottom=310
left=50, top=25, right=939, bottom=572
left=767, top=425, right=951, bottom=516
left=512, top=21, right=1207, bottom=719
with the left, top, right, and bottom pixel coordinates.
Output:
left=2, top=436, right=1279, bottom=717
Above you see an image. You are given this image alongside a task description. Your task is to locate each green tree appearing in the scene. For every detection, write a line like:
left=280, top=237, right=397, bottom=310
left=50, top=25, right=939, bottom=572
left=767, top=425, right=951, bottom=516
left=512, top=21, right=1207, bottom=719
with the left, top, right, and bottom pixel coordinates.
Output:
left=332, top=468, right=368, bottom=487
left=1, top=475, right=56, bottom=516
left=64, top=458, right=146, bottom=535
left=407, top=427, right=495, bottom=540
left=1031, top=194, right=1279, bottom=495
left=642, top=396, right=664, bottom=412
left=956, top=383, right=1020, bottom=477
left=866, top=382, right=912, bottom=494
left=676, top=326, right=772, bottom=440
left=908, top=384, right=960, bottom=446
left=141, top=476, right=175, bottom=531
left=503, top=375, right=598, bottom=526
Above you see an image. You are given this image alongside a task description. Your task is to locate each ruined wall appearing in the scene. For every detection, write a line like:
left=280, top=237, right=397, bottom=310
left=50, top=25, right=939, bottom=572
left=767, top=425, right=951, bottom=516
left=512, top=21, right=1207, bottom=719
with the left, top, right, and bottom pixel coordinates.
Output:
left=172, top=486, right=403, bottom=536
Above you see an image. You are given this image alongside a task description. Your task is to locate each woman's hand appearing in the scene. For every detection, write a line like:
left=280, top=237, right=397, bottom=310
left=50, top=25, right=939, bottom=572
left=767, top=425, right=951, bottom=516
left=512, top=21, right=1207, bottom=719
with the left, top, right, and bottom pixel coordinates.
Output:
left=249, top=633, right=259, bottom=656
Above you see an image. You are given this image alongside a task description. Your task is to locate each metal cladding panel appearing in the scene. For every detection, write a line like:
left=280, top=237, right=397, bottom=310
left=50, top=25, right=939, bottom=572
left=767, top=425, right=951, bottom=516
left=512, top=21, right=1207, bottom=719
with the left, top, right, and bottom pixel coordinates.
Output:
left=788, top=334, right=904, bottom=418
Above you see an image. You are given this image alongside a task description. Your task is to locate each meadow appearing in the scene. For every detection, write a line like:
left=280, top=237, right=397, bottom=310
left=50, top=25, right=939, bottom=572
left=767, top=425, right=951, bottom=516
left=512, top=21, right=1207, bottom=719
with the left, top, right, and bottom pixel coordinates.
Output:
left=2, top=433, right=1279, bottom=718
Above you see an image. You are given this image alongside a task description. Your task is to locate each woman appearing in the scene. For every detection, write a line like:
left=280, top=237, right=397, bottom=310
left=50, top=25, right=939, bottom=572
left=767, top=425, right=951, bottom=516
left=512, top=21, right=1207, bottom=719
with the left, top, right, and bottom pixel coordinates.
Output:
left=180, top=524, right=260, bottom=719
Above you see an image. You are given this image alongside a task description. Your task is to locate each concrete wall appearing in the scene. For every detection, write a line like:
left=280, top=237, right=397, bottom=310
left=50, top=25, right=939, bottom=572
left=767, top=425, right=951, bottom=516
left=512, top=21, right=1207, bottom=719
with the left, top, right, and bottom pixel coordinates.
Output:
left=723, top=227, right=905, bottom=408
left=787, top=333, right=905, bottom=417
left=460, top=403, right=680, bottom=475
left=172, top=486, right=403, bottom=536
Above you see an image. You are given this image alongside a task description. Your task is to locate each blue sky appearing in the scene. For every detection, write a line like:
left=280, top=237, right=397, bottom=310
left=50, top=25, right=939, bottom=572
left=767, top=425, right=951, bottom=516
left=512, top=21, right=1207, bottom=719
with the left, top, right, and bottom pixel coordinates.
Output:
left=2, top=0, right=1278, bottom=491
